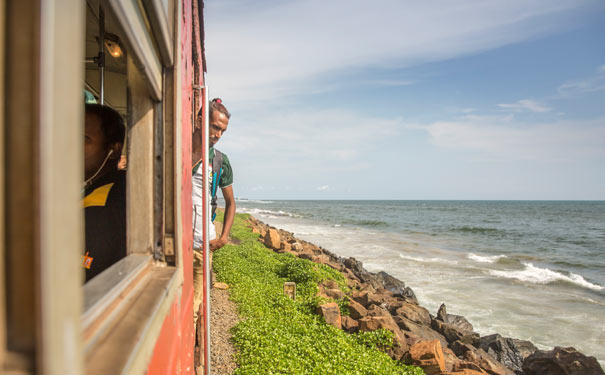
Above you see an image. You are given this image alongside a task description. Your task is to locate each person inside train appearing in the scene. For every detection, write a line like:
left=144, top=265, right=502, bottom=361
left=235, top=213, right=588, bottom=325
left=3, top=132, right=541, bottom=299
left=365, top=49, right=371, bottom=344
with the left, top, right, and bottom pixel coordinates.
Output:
left=82, top=103, right=127, bottom=282
left=192, top=98, right=236, bottom=320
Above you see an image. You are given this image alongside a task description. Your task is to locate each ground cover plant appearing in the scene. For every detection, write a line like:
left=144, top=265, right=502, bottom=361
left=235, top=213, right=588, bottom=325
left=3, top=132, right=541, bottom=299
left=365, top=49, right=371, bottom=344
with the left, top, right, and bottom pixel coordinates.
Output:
left=212, top=213, right=424, bottom=375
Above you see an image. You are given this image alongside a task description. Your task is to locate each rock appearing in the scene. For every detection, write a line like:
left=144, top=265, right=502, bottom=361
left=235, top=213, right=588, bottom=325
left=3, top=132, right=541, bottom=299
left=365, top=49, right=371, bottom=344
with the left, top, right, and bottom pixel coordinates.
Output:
left=443, top=370, right=488, bottom=375
left=341, top=316, right=359, bottom=333
left=358, top=315, right=404, bottom=345
left=436, top=304, right=474, bottom=332
left=432, top=318, right=479, bottom=345
left=324, top=288, right=345, bottom=300
left=312, top=254, right=331, bottom=264
left=406, top=340, right=446, bottom=375
left=315, top=302, right=341, bottom=329
left=510, top=338, right=539, bottom=361
left=396, top=317, right=449, bottom=350
left=281, top=242, right=292, bottom=252
left=263, top=228, right=281, bottom=249
left=343, top=257, right=365, bottom=277
left=394, top=301, right=432, bottom=326
left=252, top=227, right=260, bottom=234
left=460, top=346, right=516, bottom=375
left=452, top=361, right=488, bottom=374
left=343, top=257, right=376, bottom=284
left=478, top=334, right=537, bottom=373
left=291, top=242, right=303, bottom=251
left=522, top=347, right=605, bottom=375
left=321, top=280, right=339, bottom=289
left=346, top=299, right=368, bottom=320
left=437, top=303, right=449, bottom=322
left=303, top=243, right=321, bottom=255
left=298, top=251, right=314, bottom=261
left=213, top=282, right=229, bottom=290
left=375, top=271, right=407, bottom=296
left=326, top=261, right=344, bottom=272
left=354, top=290, right=378, bottom=307
left=367, top=304, right=391, bottom=317
left=449, top=314, right=474, bottom=333
left=442, top=347, right=459, bottom=372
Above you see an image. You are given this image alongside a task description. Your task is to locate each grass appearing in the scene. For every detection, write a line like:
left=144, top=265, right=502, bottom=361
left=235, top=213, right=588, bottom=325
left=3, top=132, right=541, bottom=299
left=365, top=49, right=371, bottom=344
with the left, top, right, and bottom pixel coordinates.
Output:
left=212, top=212, right=424, bottom=375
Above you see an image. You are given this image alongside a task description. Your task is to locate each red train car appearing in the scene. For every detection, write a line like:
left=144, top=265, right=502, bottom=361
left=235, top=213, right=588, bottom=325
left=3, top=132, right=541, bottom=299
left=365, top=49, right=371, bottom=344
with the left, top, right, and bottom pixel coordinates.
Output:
left=1, top=0, right=212, bottom=373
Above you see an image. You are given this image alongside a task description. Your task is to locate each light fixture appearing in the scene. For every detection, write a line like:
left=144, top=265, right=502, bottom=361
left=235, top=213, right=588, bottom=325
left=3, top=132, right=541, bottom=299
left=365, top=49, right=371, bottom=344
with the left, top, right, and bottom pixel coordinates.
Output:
left=104, top=34, right=123, bottom=58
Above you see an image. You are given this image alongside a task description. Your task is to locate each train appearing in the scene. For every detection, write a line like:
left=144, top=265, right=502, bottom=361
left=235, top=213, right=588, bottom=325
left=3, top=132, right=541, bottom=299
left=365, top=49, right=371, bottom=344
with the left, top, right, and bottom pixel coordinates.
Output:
left=2, top=0, right=213, bottom=373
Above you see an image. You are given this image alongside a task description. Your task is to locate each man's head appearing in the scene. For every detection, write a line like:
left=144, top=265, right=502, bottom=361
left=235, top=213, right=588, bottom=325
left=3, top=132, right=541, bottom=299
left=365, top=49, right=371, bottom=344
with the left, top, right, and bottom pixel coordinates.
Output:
left=208, top=98, right=230, bottom=147
left=84, top=104, right=125, bottom=180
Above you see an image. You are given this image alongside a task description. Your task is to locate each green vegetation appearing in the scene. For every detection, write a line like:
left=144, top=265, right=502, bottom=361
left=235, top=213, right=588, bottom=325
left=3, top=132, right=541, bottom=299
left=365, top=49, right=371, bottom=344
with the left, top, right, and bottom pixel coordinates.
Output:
left=213, top=213, right=423, bottom=375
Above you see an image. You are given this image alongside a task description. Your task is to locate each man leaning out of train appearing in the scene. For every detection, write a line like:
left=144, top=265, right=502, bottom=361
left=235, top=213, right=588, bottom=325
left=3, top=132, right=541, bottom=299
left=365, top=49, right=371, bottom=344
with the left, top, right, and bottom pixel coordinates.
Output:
left=82, top=104, right=127, bottom=283
left=192, top=98, right=236, bottom=321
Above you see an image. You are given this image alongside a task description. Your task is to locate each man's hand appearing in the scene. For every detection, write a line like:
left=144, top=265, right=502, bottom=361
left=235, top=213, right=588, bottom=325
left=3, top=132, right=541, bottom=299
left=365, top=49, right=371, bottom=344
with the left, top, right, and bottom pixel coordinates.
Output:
left=209, top=237, right=227, bottom=251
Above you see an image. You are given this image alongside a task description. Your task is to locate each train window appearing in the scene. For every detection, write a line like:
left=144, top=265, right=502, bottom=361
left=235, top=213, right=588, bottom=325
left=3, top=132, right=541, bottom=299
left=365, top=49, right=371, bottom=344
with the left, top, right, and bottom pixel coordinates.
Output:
left=80, top=1, right=182, bottom=373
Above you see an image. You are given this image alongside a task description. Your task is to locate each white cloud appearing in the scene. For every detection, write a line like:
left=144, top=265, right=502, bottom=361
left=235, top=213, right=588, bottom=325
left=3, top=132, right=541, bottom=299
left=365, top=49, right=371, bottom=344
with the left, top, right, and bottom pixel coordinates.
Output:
left=418, top=116, right=605, bottom=161
left=220, top=108, right=402, bottom=165
left=316, top=185, right=332, bottom=191
left=498, top=99, right=552, bottom=113
left=206, top=0, right=593, bottom=103
left=558, top=65, right=605, bottom=96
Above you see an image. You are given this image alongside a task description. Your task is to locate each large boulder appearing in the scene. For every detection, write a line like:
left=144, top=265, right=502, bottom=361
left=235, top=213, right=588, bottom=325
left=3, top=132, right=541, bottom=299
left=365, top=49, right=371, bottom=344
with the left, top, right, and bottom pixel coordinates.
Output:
left=366, top=304, right=391, bottom=317
left=459, top=345, right=516, bottom=375
left=394, top=301, right=432, bottom=326
left=478, top=334, right=537, bottom=373
left=346, top=299, right=368, bottom=320
left=354, top=289, right=384, bottom=308
left=522, top=347, right=605, bottom=375
left=436, top=303, right=474, bottom=332
left=343, top=257, right=376, bottom=284
left=358, top=315, right=400, bottom=336
left=315, top=302, right=341, bottom=329
left=375, top=271, right=406, bottom=295
left=437, top=303, right=449, bottom=322
left=432, top=318, right=479, bottom=345
left=323, top=288, right=345, bottom=300
left=396, top=317, right=449, bottom=350
left=405, top=340, right=446, bottom=375
left=341, top=316, right=359, bottom=333
left=263, top=228, right=281, bottom=249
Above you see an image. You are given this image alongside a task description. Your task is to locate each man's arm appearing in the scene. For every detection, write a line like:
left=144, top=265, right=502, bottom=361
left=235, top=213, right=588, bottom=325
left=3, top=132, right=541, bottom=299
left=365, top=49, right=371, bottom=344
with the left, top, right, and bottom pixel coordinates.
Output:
left=209, top=185, right=235, bottom=251
left=191, top=126, right=202, bottom=167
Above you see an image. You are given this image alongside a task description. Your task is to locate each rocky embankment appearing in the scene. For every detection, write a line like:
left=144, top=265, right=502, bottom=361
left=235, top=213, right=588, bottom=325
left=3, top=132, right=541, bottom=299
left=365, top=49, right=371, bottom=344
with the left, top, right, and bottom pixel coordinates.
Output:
left=248, top=216, right=604, bottom=375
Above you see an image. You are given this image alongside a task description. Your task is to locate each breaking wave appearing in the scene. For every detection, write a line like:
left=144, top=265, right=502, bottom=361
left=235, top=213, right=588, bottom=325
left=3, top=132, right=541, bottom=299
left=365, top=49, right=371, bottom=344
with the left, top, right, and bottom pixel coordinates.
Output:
left=238, top=207, right=301, bottom=218
left=488, top=263, right=603, bottom=291
left=467, top=253, right=507, bottom=263
left=399, top=254, right=459, bottom=265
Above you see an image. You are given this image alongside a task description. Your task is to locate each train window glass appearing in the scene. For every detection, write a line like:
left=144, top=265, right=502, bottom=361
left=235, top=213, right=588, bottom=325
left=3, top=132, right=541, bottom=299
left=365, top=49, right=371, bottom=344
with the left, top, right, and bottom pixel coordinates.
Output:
left=82, top=0, right=165, bottom=333
left=83, top=3, right=129, bottom=287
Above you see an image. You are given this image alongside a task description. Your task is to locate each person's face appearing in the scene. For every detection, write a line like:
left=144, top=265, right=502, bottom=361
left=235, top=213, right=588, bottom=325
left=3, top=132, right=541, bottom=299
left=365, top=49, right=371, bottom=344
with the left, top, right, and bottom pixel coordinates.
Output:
left=209, top=110, right=229, bottom=147
left=84, top=112, right=110, bottom=180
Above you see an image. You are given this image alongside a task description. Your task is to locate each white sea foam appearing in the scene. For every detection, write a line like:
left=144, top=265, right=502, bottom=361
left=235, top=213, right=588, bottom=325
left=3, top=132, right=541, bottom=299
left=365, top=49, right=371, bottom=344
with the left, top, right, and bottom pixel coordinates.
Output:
left=467, top=253, right=507, bottom=263
left=489, top=263, right=603, bottom=291
left=238, top=207, right=300, bottom=218
left=236, top=199, right=273, bottom=204
left=399, top=254, right=459, bottom=265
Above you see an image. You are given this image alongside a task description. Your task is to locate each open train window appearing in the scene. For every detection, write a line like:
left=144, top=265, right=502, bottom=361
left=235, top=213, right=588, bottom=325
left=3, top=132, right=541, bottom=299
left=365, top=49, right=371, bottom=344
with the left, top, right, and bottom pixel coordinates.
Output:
left=81, top=1, right=179, bottom=372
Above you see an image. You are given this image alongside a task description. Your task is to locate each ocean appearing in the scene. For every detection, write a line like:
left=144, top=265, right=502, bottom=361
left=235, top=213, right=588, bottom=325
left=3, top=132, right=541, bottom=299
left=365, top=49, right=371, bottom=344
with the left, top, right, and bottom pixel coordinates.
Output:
left=232, top=200, right=605, bottom=365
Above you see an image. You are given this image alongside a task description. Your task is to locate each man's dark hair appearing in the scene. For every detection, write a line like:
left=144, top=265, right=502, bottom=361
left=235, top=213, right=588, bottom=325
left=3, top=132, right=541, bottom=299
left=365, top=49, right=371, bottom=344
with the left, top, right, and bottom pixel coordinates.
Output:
left=209, top=98, right=231, bottom=119
left=85, top=104, right=126, bottom=147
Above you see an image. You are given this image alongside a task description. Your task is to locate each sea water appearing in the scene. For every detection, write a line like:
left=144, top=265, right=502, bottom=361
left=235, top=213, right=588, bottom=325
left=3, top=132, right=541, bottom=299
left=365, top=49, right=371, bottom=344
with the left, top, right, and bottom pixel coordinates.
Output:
left=232, top=200, right=605, bottom=365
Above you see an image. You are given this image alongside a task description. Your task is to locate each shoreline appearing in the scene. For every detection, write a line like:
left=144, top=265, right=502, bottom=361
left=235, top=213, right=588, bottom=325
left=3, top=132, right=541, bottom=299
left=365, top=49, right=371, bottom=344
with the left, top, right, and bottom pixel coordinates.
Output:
left=246, top=213, right=605, bottom=375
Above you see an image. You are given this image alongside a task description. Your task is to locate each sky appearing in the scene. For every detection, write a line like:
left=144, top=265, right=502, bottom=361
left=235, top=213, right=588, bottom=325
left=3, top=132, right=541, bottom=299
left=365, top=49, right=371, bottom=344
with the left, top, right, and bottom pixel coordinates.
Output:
left=205, top=0, right=605, bottom=200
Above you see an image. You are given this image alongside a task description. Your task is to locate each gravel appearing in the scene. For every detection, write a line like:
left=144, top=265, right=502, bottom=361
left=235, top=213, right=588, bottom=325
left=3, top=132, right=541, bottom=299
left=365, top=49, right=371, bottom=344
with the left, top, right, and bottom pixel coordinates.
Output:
left=210, top=274, right=239, bottom=375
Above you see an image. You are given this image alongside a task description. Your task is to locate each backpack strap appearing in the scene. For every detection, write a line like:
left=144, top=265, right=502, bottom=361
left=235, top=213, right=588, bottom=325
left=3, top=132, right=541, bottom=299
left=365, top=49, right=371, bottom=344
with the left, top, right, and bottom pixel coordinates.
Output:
left=211, top=149, right=224, bottom=222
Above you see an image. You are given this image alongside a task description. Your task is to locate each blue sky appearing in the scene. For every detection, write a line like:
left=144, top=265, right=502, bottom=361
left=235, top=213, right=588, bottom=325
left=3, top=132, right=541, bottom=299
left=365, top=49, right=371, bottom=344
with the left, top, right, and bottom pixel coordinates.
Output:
left=205, top=0, right=605, bottom=200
